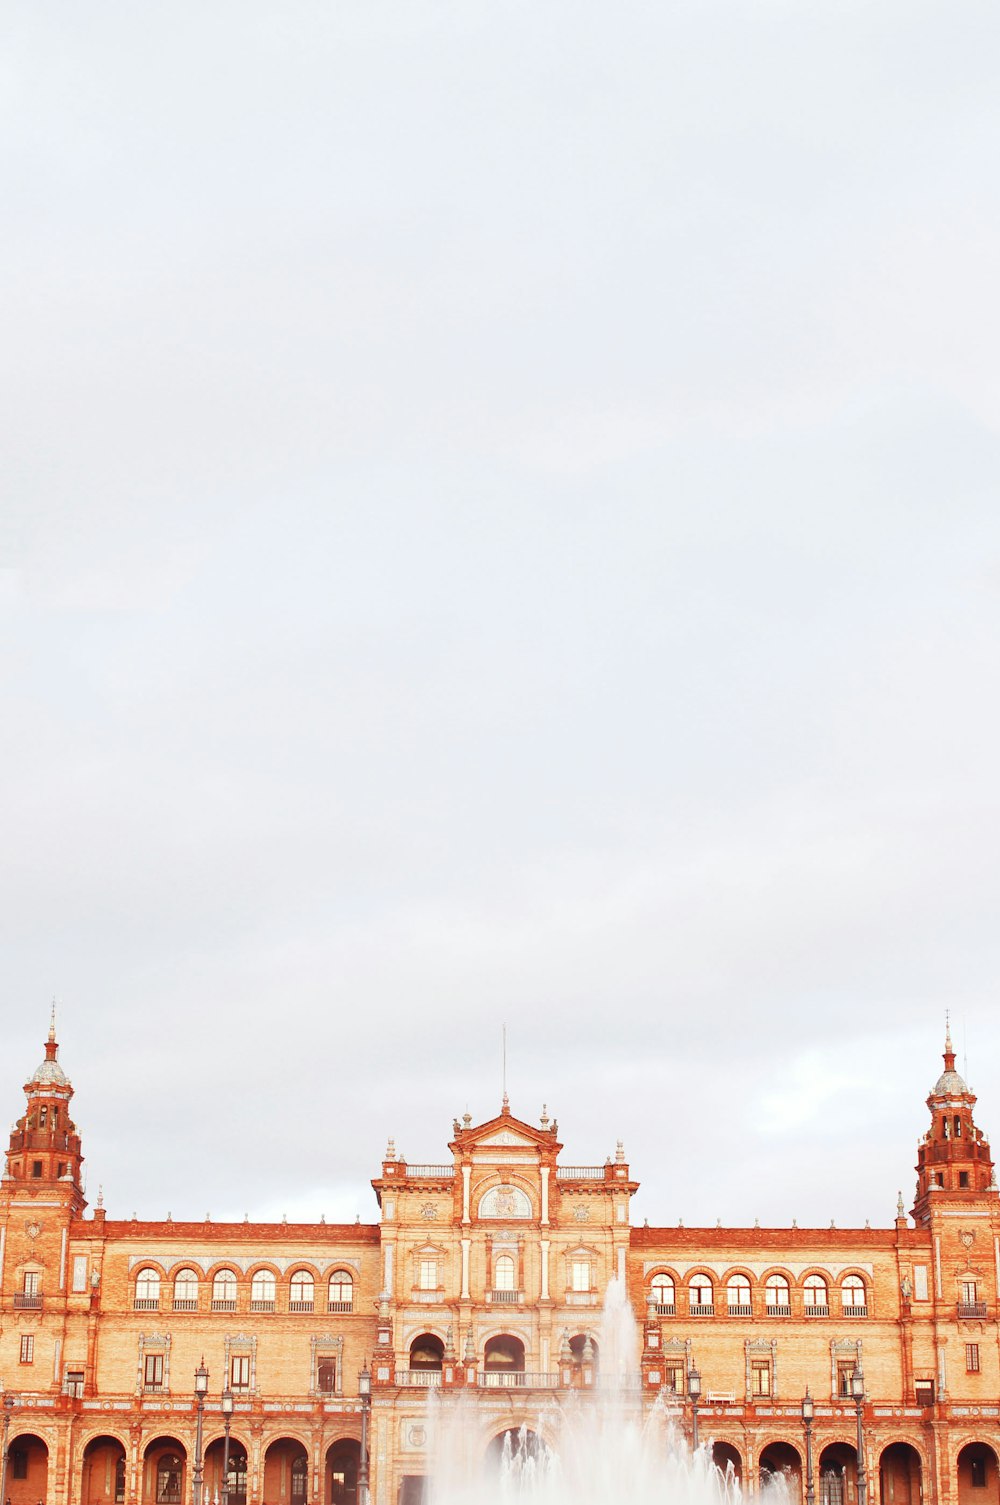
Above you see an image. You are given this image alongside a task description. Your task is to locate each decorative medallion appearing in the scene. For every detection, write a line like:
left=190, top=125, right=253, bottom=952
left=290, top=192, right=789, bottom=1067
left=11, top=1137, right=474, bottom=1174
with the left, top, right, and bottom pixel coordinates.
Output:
left=25, top=1221, right=40, bottom=1239
left=573, top=1205, right=590, bottom=1223
left=478, top=1185, right=531, bottom=1220
left=419, top=1204, right=438, bottom=1221
left=408, top=1425, right=427, bottom=1449
left=960, top=1230, right=976, bottom=1248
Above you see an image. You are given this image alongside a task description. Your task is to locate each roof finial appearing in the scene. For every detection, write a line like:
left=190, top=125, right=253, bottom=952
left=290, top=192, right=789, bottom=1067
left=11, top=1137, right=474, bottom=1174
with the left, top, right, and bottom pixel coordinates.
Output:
left=49, top=999, right=57, bottom=1042
left=943, top=1012, right=956, bottom=1072
left=501, top=1022, right=509, bottom=1112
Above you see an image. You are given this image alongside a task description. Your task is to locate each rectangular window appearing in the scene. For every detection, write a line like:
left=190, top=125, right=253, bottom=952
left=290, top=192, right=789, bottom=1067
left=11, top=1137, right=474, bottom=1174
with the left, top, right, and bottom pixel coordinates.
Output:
left=23, top=1271, right=40, bottom=1296
left=571, top=1260, right=591, bottom=1292
left=963, top=1280, right=978, bottom=1304
left=19, top=1334, right=34, bottom=1364
left=317, top=1358, right=337, bottom=1393
left=64, top=1370, right=85, bottom=1398
left=231, top=1354, right=251, bottom=1391
left=972, top=1458, right=987, bottom=1488
left=418, top=1260, right=437, bottom=1291
left=144, top=1353, right=164, bottom=1389
left=751, top=1361, right=771, bottom=1397
left=11, top=1451, right=27, bottom=1481
left=32, top=1160, right=43, bottom=1178
left=914, top=1266, right=929, bottom=1302
left=967, top=1344, right=981, bottom=1373
left=837, top=1361, right=855, bottom=1398
left=914, top=1380, right=935, bottom=1405
left=72, top=1255, right=88, bottom=1293
left=663, top=1364, right=683, bottom=1394
left=959, top=1171, right=970, bottom=1188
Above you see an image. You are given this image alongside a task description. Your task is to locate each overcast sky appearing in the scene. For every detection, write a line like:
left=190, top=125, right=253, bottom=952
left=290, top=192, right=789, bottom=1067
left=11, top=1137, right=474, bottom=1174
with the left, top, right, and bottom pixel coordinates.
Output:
left=3, top=3, right=1000, bottom=1232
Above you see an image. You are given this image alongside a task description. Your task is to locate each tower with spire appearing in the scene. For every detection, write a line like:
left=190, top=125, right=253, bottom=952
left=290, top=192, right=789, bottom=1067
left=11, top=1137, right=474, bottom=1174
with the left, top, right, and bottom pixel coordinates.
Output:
left=1, top=1009, right=86, bottom=1212
left=912, top=1019, right=995, bottom=1224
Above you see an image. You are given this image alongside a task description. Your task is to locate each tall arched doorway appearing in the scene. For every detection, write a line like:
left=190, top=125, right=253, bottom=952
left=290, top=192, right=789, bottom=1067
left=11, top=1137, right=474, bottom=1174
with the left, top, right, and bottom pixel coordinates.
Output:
left=204, top=1438, right=248, bottom=1505
left=820, top=1443, right=858, bottom=1505
left=6, top=1435, right=48, bottom=1505
left=713, top=1443, right=743, bottom=1486
left=409, top=1334, right=445, bottom=1375
left=958, top=1444, right=1000, bottom=1505
left=264, top=1438, right=310, bottom=1505
left=327, top=1439, right=361, bottom=1505
left=483, top=1335, right=525, bottom=1387
left=142, top=1438, right=186, bottom=1505
left=880, top=1443, right=922, bottom=1505
left=760, top=1442, right=802, bottom=1503
left=82, top=1435, right=126, bottom=1505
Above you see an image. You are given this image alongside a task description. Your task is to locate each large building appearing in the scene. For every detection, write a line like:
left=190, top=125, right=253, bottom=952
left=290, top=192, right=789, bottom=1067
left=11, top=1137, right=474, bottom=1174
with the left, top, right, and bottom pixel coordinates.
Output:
left=1, top=1022, right=998, bottom=1505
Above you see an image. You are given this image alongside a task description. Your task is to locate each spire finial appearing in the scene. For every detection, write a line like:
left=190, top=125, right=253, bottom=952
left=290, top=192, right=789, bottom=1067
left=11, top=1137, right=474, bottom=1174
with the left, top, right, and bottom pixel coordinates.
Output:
left=49, top=999, right=57, bottom=1042
left=943, top=1012, right=956, bottom=1072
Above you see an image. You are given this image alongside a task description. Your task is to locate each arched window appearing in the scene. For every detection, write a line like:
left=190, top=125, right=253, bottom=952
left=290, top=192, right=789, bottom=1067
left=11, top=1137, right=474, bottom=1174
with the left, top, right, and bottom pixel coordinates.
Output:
left=651, top=1273, right=675, bottom=1311
left=841, top=1275, right=867, bottom=1315
left=328, top=1270, right=354, bottom=1311
left=494, top=1254, right=516, bottom=1291
left=251, top=1270, right=275, bottom=1309
left=135, top=1268, right=161, bottom=1307
left=212, top=1269, right=238, bottom=1309
left=409, top=1334, right=445, bottom=1372
left=765, top=1274, right=790, bottom=1313
left=689, top=1274, right=714, bottom=1312
left=290, top=1270, right=315, bottom=1310
left=727, top=1275, right=752, bottom=1312
left=173, top=1269, right=198, bottom=1309
left=804, top=1275, right=829, bottom=1312
left=156, top=1455, right=183, bottom=1504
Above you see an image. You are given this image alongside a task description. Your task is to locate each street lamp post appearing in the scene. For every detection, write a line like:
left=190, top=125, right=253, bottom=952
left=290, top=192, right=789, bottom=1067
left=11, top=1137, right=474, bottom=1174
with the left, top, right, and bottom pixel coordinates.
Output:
left=802, top=1389, right=816, bottom=1505
left=688, top=1366, right=702, bottom=1452
left=192, top=1361, right=209, bottom=1505
left=220, top=1389, right=234, bottom=1505
left=358, top=1364, right=371, bottom=1505
left=851, top=1366, right=867, bottom=1505
left=0, top=1393, right=16, bottom=1505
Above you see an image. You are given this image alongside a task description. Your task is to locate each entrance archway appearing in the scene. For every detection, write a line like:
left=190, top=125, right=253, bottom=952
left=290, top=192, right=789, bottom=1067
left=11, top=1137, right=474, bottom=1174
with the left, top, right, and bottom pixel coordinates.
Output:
left=204, top=1438, right=247, bottom=1505
left=760, top=1442, right=802, bottom=1503
left=82, top=1435, right=126, bottom=1505
left=820, top=1443, right=858, bottom=1505
left=327, top=1439, right=361, bottom=1505
left=880, top=1443, right=922, bottom=1505
left=409, top=1334, right=444, bottom=1373
left=713, top=1443, right=743, bottom=1485
left=264, top=1438, right=310, bottom=1505
left=487, top=1429, right=553, bottom=1483
left=958, top=1444, right=1000, bottom=1505
left=142, top=1438, right=186, bottom=1505
left=7, top=1434, right=48, bottom=1505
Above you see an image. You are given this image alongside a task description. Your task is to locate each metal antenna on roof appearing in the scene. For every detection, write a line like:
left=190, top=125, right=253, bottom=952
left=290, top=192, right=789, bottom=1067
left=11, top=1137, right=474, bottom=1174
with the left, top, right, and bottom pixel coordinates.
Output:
left=502, top=1023, right=509, bottom=1109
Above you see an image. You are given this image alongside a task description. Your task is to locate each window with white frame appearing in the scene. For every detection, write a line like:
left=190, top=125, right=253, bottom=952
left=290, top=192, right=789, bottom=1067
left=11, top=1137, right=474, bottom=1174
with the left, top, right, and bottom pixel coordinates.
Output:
left=251, top=1270, right=276, bottom=1308
left=19, top=1334, right=34, bottom=1364
left=173, top=1269, right=198, bottom=1308
left=689, top=1274, right=713, bottom=1309
left=212, top=1269, right=238, bottom=1308
left=328, top=1271, right=354, bottom=1310
left=651, top=1273, right=675, bottom=1309
left=571, top=1258, right=591, bottom=1292
left=727, top=1275, right=751, bottom=1309
left=804, top=1274, right=828, bottom=1310
left=290, top=1270, right=315, bottom=1309
left=494, top=1253, right=516, bottom=1290
left=765, top=1274, right=790, bottom=1312
left=841, top=1275, right=867, bottom=1313
left=418, top=1258, right=438, bottom=1291
left=751, top=1359, right=772, bottom=1396
left=135, top=1268, right=161, bottom=1306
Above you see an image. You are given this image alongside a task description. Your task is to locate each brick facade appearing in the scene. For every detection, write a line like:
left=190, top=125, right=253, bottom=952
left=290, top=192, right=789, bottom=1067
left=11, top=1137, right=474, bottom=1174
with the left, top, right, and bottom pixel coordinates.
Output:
left=1, top=1024, right=998, bottom=1505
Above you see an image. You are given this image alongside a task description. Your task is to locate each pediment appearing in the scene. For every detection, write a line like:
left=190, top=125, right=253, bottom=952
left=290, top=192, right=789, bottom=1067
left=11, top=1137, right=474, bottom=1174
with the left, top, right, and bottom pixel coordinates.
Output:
left=450, top=1107, right=561, bottom=1156
left=477, top=1131, right=536, bottom=1148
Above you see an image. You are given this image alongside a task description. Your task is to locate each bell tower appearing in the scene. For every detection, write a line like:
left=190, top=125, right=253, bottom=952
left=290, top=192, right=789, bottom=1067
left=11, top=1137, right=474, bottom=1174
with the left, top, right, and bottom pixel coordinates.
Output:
left=912, top=1021, right=995, bottom=1224
left=2, top=1010, right=86, bottom=1214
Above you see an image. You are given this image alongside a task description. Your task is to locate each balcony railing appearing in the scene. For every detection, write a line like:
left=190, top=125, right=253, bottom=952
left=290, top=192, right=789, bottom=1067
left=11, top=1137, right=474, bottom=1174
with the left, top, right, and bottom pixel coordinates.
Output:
left=565, top=1292, right=598, bottom=1305
left=133, top=1298, right=160, bottom=1311
left=958, top=1301, right=988, bottom=1319
left=328, top=1300, right=353, bottom=1313
left=690, top=1304, right=714, bottom=1317
left=727, top=1303, right=753, bottom=1317
left=397, top=1370, right=442, bottom=1387
left=653, top=1303, right=676, bottom=1316
left=480, top=1371, right=559, bottom=1389
left=766, top=1304, right=791, bottom=1317
left=403, top=1165, right=455, bottom=1178
left=805, top=1304, right=830, bottom=1317
left=14, top=1294, right=42, bottom=1310
left=250, top=1299, right=275, bottom=1312
left=172, top=1298, right=198, bottom=1311
left=289, top=1300, right=315, bottom=1313
left=487, top=1289, right=523, bottom=1305
left=556, top=1167, right=604, bottom=1180
left=211, top=1298, right=237, bottom=1312
left=842, top=1305, right=868, bottom=1318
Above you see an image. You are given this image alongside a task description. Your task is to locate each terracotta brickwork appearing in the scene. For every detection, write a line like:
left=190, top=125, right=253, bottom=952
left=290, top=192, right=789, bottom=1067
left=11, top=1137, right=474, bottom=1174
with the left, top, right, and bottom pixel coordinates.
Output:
left=1, top=1025, right=998, bottom=1505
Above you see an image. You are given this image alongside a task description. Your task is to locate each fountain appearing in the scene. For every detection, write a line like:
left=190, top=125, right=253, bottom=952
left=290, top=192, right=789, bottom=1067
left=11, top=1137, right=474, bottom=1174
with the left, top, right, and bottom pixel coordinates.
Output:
left=425, top=1276, right=759, bottom=1504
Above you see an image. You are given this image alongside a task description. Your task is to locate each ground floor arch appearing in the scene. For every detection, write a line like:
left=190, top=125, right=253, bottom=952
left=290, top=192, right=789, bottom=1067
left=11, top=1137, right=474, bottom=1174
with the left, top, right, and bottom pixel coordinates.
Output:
left=6, top=1433, right=48, bottom=1505
left=486, top=1428, right=553, bottom=1484
left=879, top=1442, right=922, bottom=1505
left=327, top=1438, right=361, bottom=1505
left=142, top=1438, right=186, bottom=1505
left=81, top=1434, right=127, bottom=1505
left=204, top=1435, right=248, bottom=1505
left=958, top=1443, right=1000, bottom=1505
left=263, top=1436, right=311, bottom=1505
left=820, top=1442, right=858, bottom=1505
left=760, top=1441, right=802, bottom=1503
left=712, top=1442, right=742, bottom=1484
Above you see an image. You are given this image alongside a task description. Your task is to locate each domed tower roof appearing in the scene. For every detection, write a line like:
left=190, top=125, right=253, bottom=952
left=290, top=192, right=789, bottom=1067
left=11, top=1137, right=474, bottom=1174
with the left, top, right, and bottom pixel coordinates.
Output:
left=27, top=1006, right=68, bottom=1087
left=931, top=1020, right=968, bottom=1097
